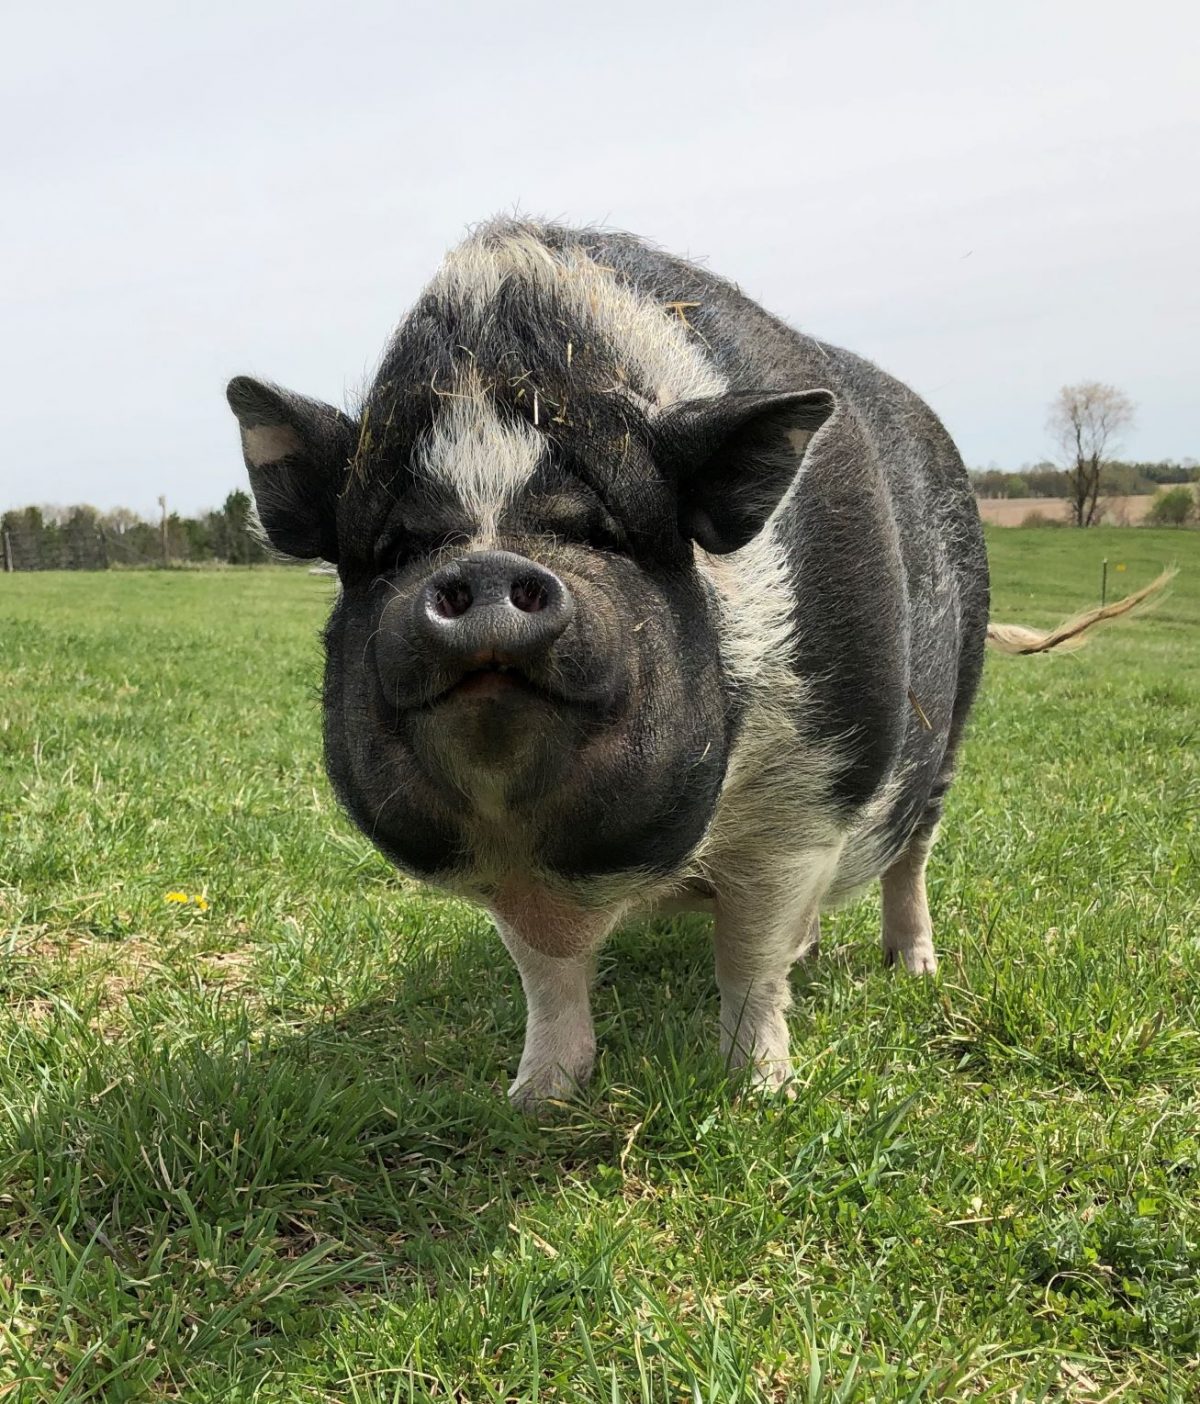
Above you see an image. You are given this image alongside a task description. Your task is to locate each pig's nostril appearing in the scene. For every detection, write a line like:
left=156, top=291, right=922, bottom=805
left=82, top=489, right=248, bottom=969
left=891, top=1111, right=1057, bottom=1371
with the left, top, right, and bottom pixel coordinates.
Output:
left=510, top=577, right=549, bottom=614
left=434, top=581, right=472, bottom=619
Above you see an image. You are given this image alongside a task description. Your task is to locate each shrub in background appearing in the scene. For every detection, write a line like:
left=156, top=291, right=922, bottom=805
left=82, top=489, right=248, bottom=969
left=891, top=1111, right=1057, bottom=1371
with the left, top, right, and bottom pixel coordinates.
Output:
left=1145, top=485, right=1198, bottom=526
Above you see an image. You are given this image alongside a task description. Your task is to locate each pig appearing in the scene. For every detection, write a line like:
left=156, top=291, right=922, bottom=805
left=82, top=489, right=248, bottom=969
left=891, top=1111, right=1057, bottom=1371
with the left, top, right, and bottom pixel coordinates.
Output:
left=224, top=219, right=1054, bottom=1107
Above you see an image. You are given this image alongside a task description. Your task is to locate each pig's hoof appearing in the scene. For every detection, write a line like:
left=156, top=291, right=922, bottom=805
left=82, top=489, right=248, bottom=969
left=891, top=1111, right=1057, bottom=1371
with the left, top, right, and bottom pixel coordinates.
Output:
left=508, top=1054, right=593, bottom=1113
left=740, top=1056, right=797, bottom=1096
left=883, top=934, right=939, bottom=975
left=723, top=1018, right=795, bottom=1094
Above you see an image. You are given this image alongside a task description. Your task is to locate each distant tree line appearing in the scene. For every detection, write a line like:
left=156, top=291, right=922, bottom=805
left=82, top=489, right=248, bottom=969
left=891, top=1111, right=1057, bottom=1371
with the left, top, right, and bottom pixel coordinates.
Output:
left=1, top=491, right=271, bottom=570
left=6, top=450, right=1198, bottom=573
left=970, top=459, right=1198, bottom=501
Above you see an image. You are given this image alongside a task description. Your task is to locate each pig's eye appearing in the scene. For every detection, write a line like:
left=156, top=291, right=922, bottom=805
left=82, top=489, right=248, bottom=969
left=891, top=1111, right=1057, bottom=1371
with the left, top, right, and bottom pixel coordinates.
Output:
left=374, top=526, right=471, bottom=572
left=422, top=528, right=471, bottom=558
left=582, top=516, right=628, bottom=555
left=572, top=502, right=631, bottom=555
left=532, top=505, right=627, bottom=555
left=373, top=528, right=412, bottom=572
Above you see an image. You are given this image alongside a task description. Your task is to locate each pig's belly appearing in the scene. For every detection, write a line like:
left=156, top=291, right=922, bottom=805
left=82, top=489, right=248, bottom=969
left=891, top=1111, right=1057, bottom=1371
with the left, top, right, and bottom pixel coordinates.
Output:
left=644, top=877, right=717, bottom=921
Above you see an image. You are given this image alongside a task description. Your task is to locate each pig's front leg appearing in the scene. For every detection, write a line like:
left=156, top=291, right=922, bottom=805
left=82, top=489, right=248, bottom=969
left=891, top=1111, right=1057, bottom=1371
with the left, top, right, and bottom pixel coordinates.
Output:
left=493, top=899, right=617, bottom=1110
left=499, top=929, right=596, bottom=1108
left=712, top=848, right=841, bottom=1091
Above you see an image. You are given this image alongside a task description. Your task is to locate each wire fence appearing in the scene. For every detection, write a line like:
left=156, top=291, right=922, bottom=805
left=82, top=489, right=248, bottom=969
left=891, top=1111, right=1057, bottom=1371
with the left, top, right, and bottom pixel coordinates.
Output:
left=1, top=497, right=270, bottom=571
left=3, top=520, right=179, bottom=570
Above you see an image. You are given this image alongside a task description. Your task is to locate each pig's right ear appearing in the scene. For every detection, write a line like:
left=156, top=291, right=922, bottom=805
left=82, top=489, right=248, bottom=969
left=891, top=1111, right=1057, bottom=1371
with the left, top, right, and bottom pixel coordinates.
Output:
left=226, top=376, right=357, bottom=561
left=655, top=388, right=835, bottom=554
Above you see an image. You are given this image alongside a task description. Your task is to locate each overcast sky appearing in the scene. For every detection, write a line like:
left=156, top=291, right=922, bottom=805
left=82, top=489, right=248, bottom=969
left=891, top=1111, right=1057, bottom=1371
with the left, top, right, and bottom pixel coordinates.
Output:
left=2, top=0, right=1197, bottom=517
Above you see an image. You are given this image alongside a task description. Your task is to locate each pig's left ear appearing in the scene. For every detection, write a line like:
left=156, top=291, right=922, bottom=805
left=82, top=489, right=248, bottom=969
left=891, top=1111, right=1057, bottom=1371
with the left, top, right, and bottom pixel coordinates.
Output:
left=226, top=376, right=357, bottom=561
left=655, top=388, right=835, bottom=554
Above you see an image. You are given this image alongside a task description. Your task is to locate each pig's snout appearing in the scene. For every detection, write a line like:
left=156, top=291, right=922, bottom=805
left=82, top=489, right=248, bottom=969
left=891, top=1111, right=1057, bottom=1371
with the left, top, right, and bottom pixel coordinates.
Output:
left=375, top=548, right=621, bottom=717
left=413, top=551, right=574, bottom=671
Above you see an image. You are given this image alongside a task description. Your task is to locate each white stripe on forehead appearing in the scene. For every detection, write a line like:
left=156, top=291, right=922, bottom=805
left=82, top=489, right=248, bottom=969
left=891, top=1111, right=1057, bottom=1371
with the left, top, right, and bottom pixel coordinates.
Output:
left=429, top=226, right=726, bottom=407
left=415, top=380, right=542, bottom=539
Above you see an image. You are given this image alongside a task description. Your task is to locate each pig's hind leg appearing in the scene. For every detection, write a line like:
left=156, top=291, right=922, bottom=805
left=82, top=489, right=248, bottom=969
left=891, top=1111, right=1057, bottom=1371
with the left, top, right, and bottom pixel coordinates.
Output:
left=880, top=823, right=938, bottom=975
left=713, top=846, right=841, bottom=1091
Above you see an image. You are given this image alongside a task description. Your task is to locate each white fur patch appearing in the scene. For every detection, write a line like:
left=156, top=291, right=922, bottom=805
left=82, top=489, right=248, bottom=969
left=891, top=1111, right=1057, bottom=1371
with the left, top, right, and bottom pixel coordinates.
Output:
left=429, top=225, right=726, bottom=408
left=241, top=423, right=303, bottom=467
left=415, top=376, right=542, bottom=541
left=691, top=509, right=845, bottom=894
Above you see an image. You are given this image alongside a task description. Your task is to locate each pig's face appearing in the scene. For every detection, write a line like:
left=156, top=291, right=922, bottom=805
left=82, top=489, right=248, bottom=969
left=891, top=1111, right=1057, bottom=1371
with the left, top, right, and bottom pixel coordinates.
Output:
left=227, top=374, right=832, bottom=895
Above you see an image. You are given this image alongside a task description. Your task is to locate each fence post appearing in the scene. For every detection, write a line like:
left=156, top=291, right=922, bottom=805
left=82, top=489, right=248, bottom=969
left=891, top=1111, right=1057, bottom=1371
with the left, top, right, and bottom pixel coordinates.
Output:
left=158, top=495, right=169, bottom=567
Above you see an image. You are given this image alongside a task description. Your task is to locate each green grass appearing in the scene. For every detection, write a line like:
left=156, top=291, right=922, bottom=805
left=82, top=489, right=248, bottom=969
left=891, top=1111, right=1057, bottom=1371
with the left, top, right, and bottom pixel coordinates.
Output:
left=0, top=528, right=1197, bottom=1402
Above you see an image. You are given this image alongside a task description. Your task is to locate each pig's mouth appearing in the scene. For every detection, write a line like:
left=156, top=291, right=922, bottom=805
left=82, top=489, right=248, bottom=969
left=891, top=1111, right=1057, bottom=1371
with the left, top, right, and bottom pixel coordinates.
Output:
left=374, top=629, right=622, bottom=720
left=428, top=651, right=563, bottom=708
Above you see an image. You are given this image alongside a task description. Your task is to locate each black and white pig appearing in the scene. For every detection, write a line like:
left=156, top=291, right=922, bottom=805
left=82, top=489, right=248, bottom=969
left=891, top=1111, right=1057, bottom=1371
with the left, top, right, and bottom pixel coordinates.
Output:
left=225, top=219, right=1025, bottom=1107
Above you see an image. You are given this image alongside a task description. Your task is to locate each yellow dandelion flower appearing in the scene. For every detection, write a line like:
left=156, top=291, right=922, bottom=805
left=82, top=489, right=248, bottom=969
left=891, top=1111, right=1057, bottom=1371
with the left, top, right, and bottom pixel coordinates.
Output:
left=193, top=895, right=209, bottom=912
left=165, top=891, right=189, bottom=904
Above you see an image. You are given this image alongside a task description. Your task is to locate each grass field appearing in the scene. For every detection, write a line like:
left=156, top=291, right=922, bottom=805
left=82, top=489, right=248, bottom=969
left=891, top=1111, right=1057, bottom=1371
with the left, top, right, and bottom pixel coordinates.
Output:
left=1, top=528, right=1197, bottom=1402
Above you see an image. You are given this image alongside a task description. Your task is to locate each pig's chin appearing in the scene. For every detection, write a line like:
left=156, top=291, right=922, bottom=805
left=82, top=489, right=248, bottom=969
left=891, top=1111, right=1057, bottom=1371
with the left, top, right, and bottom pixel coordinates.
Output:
left=392, top=645, right=630, bottom=798
left=432, top=669, right=559, bottom=763
left=405, top=675, right=582, bottom=792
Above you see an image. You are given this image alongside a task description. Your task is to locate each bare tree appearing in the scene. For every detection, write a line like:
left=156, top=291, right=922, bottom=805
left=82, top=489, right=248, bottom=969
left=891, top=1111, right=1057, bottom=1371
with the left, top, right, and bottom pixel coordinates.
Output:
left=102, top=506, right=140, bottom=536
left=1047, top=382, right=1135, bottom=527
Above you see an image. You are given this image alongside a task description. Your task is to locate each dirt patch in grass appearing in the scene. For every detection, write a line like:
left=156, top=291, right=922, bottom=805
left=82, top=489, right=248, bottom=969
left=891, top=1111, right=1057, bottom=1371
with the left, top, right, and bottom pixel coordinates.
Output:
left=2, top=928, right=263, bottom=1035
